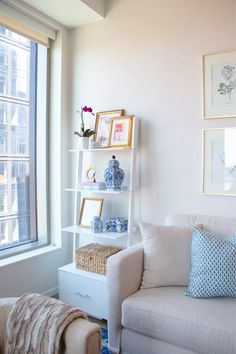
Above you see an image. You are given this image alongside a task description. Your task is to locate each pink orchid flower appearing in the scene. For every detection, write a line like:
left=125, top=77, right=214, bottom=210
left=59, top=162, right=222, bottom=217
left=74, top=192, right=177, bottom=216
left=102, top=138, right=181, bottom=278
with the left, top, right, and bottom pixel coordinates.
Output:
left=74, top=105, right=95, bottom=137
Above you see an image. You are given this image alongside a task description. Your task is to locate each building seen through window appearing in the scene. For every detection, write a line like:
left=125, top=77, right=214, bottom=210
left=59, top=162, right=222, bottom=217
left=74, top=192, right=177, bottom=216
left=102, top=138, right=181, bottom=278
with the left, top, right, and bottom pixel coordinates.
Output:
left=0, top=26, right=36, bottom=250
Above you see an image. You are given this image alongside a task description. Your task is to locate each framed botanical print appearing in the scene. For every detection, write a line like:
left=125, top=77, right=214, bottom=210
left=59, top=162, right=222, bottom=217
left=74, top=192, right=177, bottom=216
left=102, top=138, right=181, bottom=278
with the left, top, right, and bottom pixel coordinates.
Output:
left=202, top=128, right=236, bottom=196
left=202, top=50, right=236, bottom=119
left=95, top=110, right=124, bottom=147
left=108, top=116, right=133, bottom=148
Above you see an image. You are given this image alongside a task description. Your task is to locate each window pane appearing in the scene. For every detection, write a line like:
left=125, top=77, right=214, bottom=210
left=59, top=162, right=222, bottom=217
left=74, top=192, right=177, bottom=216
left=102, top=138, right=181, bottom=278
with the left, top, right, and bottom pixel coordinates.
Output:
left=0, top=27, right=7, bottom=37
left=11, top=31, right=31, bottom=47
left=10, top=46, right=30, bottom=100
left=0, top=69, right=7, bottom=95
left=0, top=27, right=36, bottom=252
left=10, top=161, right=29, bottom=213
left=0, top=101, right=7, bottom=124
left=0, top=161, right=7, bottom=188
left=0, top=42, right=7, bottom=95
left=0, top=126, right=7, bottom=154
left=0, top=220, right=8, bottom=244
left=11, top=129, right=28, bottom=155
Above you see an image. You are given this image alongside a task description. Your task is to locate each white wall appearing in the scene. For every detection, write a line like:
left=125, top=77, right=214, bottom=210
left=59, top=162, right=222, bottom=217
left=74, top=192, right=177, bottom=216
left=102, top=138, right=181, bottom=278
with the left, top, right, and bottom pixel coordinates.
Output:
left=2, top=0, right=235, bottom=297
left=69, top=0, right=236, bottom=224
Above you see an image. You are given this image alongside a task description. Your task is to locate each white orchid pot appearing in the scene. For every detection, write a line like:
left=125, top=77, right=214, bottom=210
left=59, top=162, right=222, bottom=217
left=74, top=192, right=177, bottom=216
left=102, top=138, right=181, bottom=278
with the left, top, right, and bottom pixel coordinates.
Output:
left=79, top=137, right=89, bottom=150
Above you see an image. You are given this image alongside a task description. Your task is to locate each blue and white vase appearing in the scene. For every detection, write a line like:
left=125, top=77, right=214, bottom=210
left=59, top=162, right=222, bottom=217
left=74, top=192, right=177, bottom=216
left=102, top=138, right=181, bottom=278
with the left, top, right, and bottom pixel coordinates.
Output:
left=104, top=155, right=124, bottom=191
left=91, top=216, right=103, bottom=233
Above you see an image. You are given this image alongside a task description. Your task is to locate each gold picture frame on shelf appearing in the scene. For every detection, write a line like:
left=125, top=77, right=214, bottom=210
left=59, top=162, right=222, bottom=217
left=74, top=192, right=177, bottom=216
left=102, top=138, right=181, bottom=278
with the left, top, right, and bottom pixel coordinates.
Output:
left=78, top=198, right=104, bottom=228
left=95, top=109, right=124, bottom=148
left=202, top=50, right=236, bottom=119
left=108, top=115, right=133, bottom=148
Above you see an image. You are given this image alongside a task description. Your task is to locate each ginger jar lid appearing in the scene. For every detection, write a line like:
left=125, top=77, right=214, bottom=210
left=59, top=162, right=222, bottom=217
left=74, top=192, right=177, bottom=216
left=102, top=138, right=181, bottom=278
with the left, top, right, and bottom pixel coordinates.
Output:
left=108, top=155, right=120, bottom=168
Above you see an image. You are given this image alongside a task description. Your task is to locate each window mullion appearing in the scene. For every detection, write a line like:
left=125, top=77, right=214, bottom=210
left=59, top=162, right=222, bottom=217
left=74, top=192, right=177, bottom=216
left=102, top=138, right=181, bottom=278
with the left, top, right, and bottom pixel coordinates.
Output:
left=28, top=41, right=37, bottom=241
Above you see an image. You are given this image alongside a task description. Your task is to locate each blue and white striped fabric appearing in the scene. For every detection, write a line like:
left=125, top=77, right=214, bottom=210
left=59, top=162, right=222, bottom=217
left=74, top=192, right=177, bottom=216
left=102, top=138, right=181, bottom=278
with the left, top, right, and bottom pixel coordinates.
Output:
left=186, top=227, right=236, bottom=298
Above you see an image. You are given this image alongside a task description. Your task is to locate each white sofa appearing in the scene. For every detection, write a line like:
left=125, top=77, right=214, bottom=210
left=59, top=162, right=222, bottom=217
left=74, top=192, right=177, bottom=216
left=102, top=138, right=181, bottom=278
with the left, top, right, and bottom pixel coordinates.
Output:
left=107, top=215, right=236, bottom=354
left=0, top=297, right=101, bottom=354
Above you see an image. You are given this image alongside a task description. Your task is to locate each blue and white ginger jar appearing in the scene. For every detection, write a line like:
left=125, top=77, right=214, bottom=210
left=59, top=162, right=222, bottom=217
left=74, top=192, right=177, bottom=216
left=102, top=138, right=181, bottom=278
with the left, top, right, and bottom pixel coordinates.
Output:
left=104, top=155, right=124, bottom=191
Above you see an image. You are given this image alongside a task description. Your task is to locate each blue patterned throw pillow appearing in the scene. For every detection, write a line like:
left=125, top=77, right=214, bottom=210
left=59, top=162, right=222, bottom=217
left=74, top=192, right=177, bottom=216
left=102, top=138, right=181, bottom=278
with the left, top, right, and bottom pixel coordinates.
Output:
left=186, top=227, right=236, bottom=298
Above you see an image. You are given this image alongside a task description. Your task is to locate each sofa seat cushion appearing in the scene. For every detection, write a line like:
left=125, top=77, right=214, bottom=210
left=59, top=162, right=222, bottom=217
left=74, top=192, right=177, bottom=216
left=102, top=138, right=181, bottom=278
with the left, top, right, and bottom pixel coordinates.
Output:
left=121, top=287, right=236, bottom=354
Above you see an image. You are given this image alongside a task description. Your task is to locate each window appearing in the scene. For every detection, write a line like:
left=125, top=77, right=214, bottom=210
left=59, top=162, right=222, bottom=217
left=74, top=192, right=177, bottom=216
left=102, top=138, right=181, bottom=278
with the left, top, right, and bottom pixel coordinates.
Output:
left=0, top=26, right=48, bottom=256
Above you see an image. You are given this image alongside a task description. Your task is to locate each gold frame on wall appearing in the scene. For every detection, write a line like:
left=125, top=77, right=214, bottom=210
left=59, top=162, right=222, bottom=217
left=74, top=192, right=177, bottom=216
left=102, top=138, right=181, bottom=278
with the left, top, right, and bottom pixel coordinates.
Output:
left=108, top=115, right=133, bottom=148
left=78, top=197, right=104, bottom=228
left=202, top=49, right=236, bottom=119
left=94, top=109, right=124, bottom=148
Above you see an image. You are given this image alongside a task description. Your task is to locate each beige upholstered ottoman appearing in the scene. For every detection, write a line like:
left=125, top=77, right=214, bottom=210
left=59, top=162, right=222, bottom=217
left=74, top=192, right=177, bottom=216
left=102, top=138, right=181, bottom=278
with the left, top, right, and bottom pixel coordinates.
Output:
left=0, top=297, right=101, bottom=354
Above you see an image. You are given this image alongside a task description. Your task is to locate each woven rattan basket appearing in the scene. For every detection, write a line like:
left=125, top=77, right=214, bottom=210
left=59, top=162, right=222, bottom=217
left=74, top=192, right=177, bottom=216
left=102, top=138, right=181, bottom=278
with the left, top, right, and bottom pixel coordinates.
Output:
left=75, top=243, right=121, bottom=275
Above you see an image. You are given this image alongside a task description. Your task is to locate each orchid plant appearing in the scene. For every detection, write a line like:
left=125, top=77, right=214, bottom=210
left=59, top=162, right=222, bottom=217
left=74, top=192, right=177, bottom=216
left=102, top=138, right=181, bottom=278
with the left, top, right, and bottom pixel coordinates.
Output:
left=74, top=106, right=95, bottom=138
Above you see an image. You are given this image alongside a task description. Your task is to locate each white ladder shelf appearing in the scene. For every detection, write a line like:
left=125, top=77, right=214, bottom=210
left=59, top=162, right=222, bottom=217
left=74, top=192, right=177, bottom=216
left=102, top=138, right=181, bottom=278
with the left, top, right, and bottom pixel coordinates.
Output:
left=63, top=117, right=138, bottom=260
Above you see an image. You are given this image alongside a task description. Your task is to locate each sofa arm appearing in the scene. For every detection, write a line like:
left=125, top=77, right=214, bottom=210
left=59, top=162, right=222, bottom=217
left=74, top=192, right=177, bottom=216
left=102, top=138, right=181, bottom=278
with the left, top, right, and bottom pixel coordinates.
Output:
left=64, top=318, right=101, bottom=354
left=107, top=244, right=144, bottom=353
left=0, top=298, right=101, bottom=354
left=0, top=298, right=17, bottom=354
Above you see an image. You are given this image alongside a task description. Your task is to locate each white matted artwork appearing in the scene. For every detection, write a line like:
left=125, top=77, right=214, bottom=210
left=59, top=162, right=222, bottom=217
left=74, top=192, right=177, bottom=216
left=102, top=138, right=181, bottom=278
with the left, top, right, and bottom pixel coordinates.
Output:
left=95, top=110, right=124, bottom=147
left=202, top=128, right=236, bottom=196
left=78, top=198, right=104, bottom=228
left=203, top=50, right=236, bottom=119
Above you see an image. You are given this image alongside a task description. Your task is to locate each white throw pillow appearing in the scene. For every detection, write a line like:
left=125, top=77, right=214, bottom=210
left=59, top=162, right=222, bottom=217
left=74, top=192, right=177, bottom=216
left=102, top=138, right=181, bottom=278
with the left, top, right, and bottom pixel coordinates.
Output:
left=139, top=223, right=200, bottom=289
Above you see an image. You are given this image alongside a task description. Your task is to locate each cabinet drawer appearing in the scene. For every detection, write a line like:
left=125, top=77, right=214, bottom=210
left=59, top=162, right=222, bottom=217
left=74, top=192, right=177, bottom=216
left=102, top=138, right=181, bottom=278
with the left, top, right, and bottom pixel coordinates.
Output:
left=58, top=269, right=108, bottom=319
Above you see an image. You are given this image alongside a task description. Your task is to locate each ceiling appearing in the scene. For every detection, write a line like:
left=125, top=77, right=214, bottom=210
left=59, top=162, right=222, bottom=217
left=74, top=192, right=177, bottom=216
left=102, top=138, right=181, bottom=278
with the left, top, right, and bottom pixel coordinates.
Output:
left=21, top=0, right=105, bottom=28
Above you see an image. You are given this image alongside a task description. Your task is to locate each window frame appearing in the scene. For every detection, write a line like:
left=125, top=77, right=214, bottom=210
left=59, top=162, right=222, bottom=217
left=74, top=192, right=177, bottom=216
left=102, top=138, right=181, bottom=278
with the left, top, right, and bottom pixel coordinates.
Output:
left=0, top=27, right=49, bottom=259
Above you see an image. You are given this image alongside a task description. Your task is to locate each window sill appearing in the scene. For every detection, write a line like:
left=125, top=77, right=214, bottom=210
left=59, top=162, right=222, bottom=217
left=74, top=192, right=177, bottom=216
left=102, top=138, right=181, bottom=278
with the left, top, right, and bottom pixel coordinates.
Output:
left=0, top=244, right=61, bottom=269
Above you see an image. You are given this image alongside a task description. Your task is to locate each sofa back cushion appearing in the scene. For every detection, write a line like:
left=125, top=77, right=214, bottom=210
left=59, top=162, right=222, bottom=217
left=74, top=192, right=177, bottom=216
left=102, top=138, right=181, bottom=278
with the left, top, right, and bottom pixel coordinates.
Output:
left=139, top=223, right=197, bottom=288
left=165, top=215, right=236, bottom=237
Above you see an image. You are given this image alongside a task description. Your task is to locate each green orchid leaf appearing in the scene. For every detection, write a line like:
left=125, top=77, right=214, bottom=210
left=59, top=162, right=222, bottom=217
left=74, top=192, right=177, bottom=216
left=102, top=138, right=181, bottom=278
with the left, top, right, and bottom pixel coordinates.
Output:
left=86, top=130, right=95, bottom=137
left=83, top=129, right=91, bottom=136
left=74, top=131, right=82, bottom=137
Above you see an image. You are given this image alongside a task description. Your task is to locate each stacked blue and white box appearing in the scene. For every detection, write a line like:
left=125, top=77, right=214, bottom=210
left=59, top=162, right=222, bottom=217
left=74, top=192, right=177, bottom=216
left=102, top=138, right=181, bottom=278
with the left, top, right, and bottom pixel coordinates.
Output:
left=105, top=217, right=128, bottom=233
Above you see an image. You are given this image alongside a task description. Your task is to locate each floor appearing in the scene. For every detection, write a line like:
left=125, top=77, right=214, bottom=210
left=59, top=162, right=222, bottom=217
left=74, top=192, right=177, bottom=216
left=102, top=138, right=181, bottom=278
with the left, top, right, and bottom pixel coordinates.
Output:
left=89, top=316, right=107, bottom=328
left=54, top=294, right=107, bottom=327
